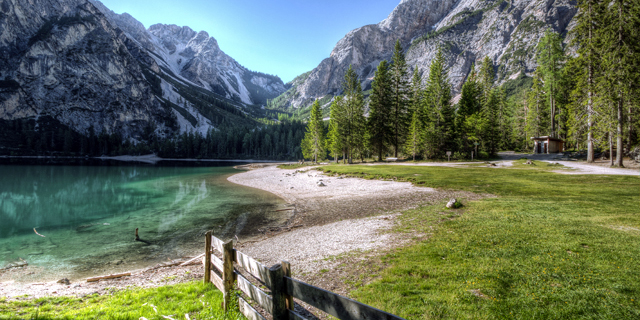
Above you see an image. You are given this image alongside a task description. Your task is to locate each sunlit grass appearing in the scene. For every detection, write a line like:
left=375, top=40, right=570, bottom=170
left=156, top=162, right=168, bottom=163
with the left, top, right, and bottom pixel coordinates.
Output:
left=321, top=160, right=639, bottom=319
left=0, top=282, right=243, bottom=320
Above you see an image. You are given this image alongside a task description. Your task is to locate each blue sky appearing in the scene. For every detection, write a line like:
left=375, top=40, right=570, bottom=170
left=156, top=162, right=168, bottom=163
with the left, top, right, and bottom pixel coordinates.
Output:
left=98, top=0, right=399, bottom=83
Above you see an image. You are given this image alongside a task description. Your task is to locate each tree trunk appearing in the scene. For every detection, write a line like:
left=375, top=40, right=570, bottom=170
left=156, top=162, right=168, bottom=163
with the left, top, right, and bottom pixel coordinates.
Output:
left=628, top=106, right=634, bottom=151
left=616, top=96, right=624, bottom=167
left=586, top=0, right=595, bottom=163
left=609, top=132, right=614, bottom=167
left=615, top=3, right=624, bottom=168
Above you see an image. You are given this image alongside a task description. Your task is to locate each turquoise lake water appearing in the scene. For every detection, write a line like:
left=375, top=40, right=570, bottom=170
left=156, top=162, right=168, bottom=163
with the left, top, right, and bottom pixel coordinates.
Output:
left=0, top=160, right=285, bottom=282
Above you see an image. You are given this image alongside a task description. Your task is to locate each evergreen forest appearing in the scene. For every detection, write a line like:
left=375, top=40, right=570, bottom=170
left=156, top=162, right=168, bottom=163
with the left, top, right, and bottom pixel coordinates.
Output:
left=302, top=1, right=640, bottom=166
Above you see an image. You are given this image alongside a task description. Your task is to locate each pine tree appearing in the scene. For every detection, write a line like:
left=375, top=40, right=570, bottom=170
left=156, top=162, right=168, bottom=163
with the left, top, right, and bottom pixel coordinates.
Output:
left=423, top=48, right=454, bottom=158
left=482, top=88, right=500, bottom=155
left=456, top=65, right=482, bottom=157
left=301, top=100, right=325, bottom=163
left=526, top=69, right=549, bottom=143
left=404, top=110, right=423, bottom=161
left=389, top=40, right=410, bottom=157
left=368, top=60, right=393, bottom=161
left=598, top=0, right=640, bottom=167
left=537, top=29, right=566, bottom=139
left=571, top=0, right=606, bottom=162
left=478, top=57, right=495, bottom=104
left=409, top=66, right=424, bottom=116
left=495, top=86, right=514, bottom=151
left=327, top=96, right=344, bottom=163
left=340, top=66, right=366, bottom=164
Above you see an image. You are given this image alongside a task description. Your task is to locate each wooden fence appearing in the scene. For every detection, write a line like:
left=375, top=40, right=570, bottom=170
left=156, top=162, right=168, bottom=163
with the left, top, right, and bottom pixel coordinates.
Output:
left=203, top=231, right=405, bottom=320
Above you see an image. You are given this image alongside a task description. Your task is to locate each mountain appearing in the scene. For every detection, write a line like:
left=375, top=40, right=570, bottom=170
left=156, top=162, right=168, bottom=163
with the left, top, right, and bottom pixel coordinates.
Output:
left=0, top=0, right=175, bottom=141
left=271, top=0, right=578, bottom=112
left=0, top=0, right=288, bottom=155
left=90, top=0, right=287, bottom=107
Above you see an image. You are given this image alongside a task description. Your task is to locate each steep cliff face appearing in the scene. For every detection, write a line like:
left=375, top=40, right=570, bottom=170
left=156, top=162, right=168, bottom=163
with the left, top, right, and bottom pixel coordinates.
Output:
left=0, top=0, right=175, bottom=140
left=277, top=0, right=577, bottom=110
left=0, top=0, right=289, bottom=145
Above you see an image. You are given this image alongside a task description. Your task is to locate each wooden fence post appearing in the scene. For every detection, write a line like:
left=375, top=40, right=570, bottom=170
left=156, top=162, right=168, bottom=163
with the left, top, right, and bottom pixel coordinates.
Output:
left=281, top=261, right=293, bottom=311
left=269, top=264, right=288, bottom=320
left=204, top=231, right=212, bottom=285
left=222, top=240, right=235, bottom=312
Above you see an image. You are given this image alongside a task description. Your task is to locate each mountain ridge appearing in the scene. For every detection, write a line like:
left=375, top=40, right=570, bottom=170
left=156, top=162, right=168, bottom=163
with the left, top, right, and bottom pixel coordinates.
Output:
left=272, top=0, right=578, bottom=112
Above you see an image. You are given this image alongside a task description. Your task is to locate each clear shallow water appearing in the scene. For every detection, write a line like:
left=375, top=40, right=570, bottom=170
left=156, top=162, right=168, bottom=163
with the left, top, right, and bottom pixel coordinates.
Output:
left=0, top=160, right=286, bottom=282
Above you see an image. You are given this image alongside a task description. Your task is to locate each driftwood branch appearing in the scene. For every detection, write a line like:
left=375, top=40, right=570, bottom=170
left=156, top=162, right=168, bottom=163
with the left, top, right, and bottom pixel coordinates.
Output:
left=33, top=228, right=46, bottom=237
left=180, top=253, right=205, bottom=266
left=1, top=258, right=28, bottom=270
left=86, top=272, right=131, bottom=282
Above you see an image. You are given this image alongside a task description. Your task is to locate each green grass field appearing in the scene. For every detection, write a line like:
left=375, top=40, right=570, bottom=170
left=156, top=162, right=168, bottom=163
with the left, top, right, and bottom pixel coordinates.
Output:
left=321, top=160, right=639, bottom=319
left=0, top=282, right=241, bottom=320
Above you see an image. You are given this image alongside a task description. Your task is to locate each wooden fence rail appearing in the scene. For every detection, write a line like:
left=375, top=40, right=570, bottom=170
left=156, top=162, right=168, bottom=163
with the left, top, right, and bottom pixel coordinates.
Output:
left=203, top=231, right=405, bottom=320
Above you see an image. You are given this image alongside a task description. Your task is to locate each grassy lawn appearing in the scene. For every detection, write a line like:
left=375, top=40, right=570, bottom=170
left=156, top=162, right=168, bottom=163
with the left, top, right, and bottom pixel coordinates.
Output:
left=321, top=160, right=639, bottom=319
left=0, top=282, right=242, bottom=320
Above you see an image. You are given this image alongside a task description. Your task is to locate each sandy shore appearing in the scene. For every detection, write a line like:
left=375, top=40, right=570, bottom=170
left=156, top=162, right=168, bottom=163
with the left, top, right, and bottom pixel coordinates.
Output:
left=227, top=165, right=480, bottom=280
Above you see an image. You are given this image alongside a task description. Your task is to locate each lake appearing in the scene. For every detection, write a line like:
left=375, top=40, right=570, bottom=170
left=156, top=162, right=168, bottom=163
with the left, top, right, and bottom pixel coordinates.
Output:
left=0, top=159, right=286, bottom=282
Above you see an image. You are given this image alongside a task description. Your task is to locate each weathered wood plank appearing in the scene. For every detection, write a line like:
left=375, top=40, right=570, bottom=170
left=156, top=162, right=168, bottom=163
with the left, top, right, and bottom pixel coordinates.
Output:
left=289, top=310, right=309, bottom=320
left=282, top=261, right=294, bottom=311
left=269, top=264, right=287, bottom=320
left=238, top=295, right=266, bottom=320
left=235, top=250, right=272, bottom=288
left=211, top=235, right=225, bottom=253
left=222, top=240, right=235, bottom=312
left=211, top=254, right=223, bottom=273
left=285, top=277, right=406, bottom=320
left=204, top=231, right=212, bottom=284
left=235, top=272, right=273, bottom=314
left=210, top=271, right=224, bottom=293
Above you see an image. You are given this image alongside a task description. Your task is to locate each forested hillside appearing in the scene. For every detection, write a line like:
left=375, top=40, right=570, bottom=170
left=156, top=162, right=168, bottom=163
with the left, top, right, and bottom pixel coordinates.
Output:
left=301, top=0, right=640, bottom=166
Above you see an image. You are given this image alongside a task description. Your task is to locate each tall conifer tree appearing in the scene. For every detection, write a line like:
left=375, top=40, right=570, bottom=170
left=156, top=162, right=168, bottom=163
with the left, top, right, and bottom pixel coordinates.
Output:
left=340, top=66, right=366, bottom=164
left=405, top=109, right=423, bottom=161
left=423, top=48, right=454, bottom=158
left=572, top=0, right=606, bottom=162
left=599, top=0, right=639, bottom=167
left=301, top=100, right=325, bottom=163
left=390, top=40, right=410, bottom=157
left=456, top=65, right=482, bottom=157
left=368, top=60, right=393, bottom=161
left=537, top=29, right=566, bottom=139
left=327, top=96, right=344, bottom=163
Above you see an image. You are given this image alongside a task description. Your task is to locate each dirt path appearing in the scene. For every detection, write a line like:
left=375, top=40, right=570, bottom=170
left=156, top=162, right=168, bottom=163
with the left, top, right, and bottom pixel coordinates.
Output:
left=546, top=161, right=639, bottom=176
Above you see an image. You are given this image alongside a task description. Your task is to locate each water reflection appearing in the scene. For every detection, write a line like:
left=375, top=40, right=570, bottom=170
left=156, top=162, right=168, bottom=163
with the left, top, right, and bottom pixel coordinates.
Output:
left=0, top=165, right=165, bottom=238
left=0, top=162, right=286, bottom=281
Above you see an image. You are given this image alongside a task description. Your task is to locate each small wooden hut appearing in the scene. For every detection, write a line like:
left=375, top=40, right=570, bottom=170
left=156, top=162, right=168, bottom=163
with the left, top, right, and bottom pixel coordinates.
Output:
left=531, top=136, right=564, bottom=154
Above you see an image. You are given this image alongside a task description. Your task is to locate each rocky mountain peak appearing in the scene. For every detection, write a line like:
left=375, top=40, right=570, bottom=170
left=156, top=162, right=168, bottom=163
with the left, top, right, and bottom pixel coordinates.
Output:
left=378, top=0, right=458, bottom=35
left=0, top=0, right=175, bottom=141
left=275, top=0, right=578, bottom=111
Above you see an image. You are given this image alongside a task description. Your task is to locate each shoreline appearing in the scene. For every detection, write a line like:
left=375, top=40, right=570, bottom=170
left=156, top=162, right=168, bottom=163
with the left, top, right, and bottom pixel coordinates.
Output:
left=1, top=164, right=479, bottom=300
left=0, top=154, right=292, bottom=165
